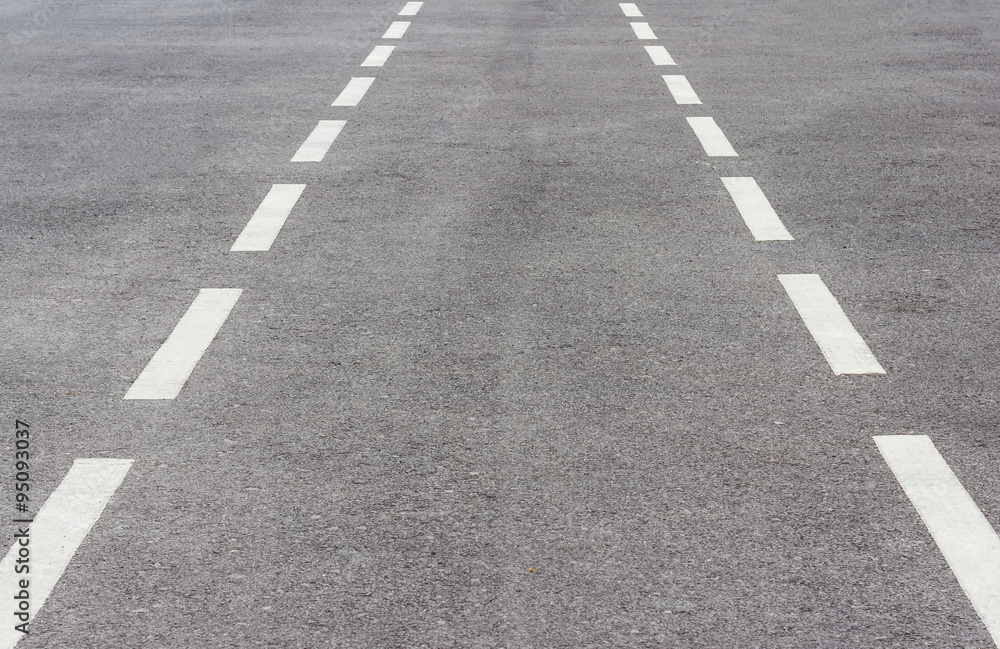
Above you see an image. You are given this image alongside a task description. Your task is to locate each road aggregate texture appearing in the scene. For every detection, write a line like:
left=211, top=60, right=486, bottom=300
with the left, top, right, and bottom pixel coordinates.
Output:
left=2, top=0, right=1000, bottom=647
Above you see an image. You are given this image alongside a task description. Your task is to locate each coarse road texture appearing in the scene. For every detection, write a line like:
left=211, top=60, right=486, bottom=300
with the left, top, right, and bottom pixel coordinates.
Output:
left=3, top=0, right=1000, bottom=647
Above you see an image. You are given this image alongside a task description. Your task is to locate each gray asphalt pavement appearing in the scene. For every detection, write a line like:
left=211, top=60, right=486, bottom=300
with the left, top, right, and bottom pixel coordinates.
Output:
left=3, top=0, right=1000, bottom=646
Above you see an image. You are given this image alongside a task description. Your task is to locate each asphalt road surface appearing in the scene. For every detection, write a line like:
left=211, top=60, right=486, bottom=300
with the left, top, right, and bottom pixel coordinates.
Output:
left=3, top=0, right=1000, bottom=647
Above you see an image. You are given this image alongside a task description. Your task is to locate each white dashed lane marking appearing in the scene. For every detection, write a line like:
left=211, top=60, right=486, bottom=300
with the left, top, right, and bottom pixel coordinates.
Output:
left=630, top=22, right=657, bottom=40
left=332, top=77, right=376, bottom=106
left=0, top=459, right=133, bottom=649
left=291, top=120, right=346, bottom=162
left=360, top=45, right=395, bottom=67
left=383, top=21, right=410, bottom=39
left=662, top=74, right=701, bottom=104
left=398, top=1, right=423, bottom=15
left=686, top=116, right=738, bottom=157
left=645, top=45, right=676, bottom=65
left=124, top=289, right=243, bottom=400
left=875, top=435, right=1000, bottom=645
left=619, top=2, right=642, bottom=17
left=778, top=274, right=885, bottom=375
left=231, top=184, right=307, bottom=252
left=721, top=177, right=793, bottom=241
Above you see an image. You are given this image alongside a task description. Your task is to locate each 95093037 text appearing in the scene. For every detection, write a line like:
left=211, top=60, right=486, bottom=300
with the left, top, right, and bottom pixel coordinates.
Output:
left=12, top=420, right=31, bottom=635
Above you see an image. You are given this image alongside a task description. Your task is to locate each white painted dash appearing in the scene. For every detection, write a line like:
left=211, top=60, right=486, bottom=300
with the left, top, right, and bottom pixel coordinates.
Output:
left=662, top=74, right=701, bottom=104
left=291, top=120, right=346, bottom=162
left=686, top=116, right=738, bottom=157
left=619, top=3, right=642, bottom=17
left=332, top=77, right=376, bottom=107
left=721, top=177, right=793, bottom=241
left=875, top=435, right=1000, bottom=646
left=383, top=21, right=410, bottom=39
left=0, top=458, right=133, bottom=649
left=124, top=289, right=243, bottom=399
left=644, top=45, right=676, bottom=65
left=361, top=45, right=395, bottom=67
left=778, top=274, right=885, bottom=375
left=231, top=184, right=307, bottom=252
left=630, top=22, right=657, bottom=40
left=398, top=1, right=423, bottom=15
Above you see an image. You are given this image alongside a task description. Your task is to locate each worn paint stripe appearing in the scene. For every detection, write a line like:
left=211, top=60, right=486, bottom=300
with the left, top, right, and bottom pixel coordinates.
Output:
left=686, top=116, right=738, bottom=157
left=721, top=177, right=793, bottom=241
left=124, top=289, right=243, bottom=399
left=0, top=458, right=133, bottom=649
left=778, top=274, right=885, bottom=375
left=290, top=120, right=346, bottom=162
left=231, top=184, right=307, bottom=252
left=875, top=435, right=1000, bottom=646
left=332, top=77, right=376, bottom=107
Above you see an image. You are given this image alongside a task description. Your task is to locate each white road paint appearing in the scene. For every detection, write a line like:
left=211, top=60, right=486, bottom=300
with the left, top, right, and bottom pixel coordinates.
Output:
left=291, top=120, right=346, bottom=162
left=875, top=435, right=1000, bottom=646
left=619, top=3, right=642, bottom=17
left=644, top=45, right=676, bottom=65
left=721, top=177, right=793, bottom=241
left=332, top=77, right=376, bottom=106
left=778, top=274, right=885, bottom=375
left=361, top=45, right=395, bottom=67
left=231, top=184, right=307, bottom=252
left=686, top=116, right=738, bottom=157
left=124, top=289, right=243, bottom=399
left=398, top=1, right=423, bottom=15
left=630, top=22, right=657, bottom=39
left=383, top=21, right=410, bottom=39
left=0, top=458, right=133, bottom=649
left=662, top=74, right=701, bottom=104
